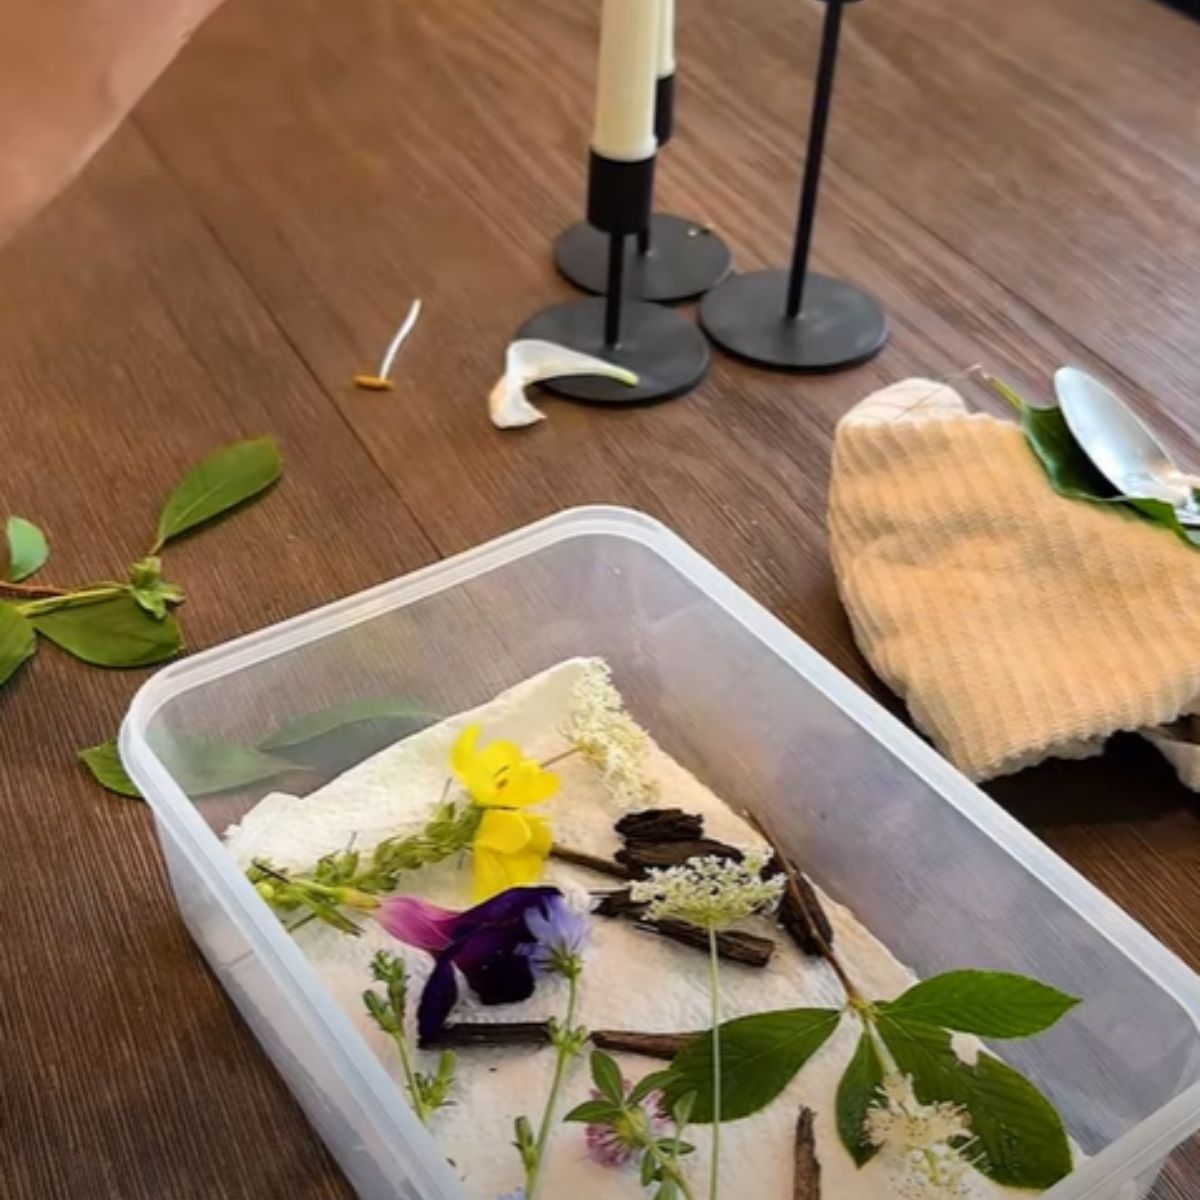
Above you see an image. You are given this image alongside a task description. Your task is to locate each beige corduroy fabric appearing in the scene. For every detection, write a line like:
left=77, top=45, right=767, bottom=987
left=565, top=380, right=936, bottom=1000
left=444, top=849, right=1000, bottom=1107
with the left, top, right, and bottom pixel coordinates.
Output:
left=828, top=378, right=1200, bottom=789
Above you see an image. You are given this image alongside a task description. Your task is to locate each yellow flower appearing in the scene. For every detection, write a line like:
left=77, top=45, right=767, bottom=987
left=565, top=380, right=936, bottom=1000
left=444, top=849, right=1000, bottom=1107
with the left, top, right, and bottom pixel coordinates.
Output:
left=450, top=724, right=560, bottom=900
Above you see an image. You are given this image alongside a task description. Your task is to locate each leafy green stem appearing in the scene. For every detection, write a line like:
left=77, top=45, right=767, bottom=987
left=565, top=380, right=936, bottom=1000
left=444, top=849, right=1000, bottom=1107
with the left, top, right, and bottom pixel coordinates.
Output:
left=526, top=972, right=582, bottom=1200
left=391, top=1014, right=432, bottom=1126
left=706, top=926, right=722, bottom=1200
left=16, top=584, right=127, bottom=616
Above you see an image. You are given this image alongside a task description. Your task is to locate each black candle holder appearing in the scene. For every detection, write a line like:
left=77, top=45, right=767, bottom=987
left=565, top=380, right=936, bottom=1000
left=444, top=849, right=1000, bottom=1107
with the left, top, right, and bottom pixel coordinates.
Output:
left=553, top=76, right=733, bottom=304
left=700, top=0, right=887, bottom=371
left=518, top=152, right=710, bottom=403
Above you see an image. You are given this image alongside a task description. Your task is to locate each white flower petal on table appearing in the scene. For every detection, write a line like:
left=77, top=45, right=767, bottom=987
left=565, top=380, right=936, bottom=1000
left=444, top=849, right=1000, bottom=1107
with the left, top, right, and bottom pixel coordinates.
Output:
left=488, top=339, right=638, bottom=429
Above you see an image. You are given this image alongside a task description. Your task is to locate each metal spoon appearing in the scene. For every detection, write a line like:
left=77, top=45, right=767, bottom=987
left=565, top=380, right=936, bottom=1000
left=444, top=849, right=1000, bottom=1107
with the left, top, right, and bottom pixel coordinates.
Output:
left=1053, top=367, right=1200, bottom=527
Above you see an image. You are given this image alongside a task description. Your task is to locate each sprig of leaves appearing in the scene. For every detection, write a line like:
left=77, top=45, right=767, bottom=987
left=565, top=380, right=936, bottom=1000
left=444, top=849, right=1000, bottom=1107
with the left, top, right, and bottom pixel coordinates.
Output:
left=0, top=437, right=282, bottom=689
left=658, top=969, right=1079, bottom=1191
left=985, top=374, right=1200, bottom=549
left=564, top=1053, right=698, bottom=1200
left=364, top=951, right=456, bottom=1124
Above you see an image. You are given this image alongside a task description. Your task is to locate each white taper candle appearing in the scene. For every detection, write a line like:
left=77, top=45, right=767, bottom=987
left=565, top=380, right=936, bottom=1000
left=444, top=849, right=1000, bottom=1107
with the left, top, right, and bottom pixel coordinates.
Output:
left=591, top=0, right=659, bottom=162
left=657, top=0, right=675, bottom=79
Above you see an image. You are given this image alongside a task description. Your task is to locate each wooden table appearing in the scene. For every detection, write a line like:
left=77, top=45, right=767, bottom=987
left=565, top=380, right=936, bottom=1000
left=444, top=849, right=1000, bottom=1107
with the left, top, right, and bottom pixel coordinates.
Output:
left=3, top=0, right=1200, bottom=1195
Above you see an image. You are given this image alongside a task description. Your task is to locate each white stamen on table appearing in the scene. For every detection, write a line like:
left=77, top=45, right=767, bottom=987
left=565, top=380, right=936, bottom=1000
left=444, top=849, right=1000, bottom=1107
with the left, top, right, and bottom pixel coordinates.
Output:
left=353, top=299, right=423, bottom=390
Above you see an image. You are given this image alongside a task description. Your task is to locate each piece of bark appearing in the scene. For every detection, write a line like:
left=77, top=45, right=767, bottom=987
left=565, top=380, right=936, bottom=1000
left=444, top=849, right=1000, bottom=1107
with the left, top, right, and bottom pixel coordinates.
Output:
left=592, top=1029, right=696, bottom=1060
left=423, top=1022, right=696, bottom=1061
left=615, top=837, right=742, bottom=876
left=615, top=808, right=705, bottom=844
left=422, top=1021, right=550, bottom=1050
left=775, top=862, right=835, bottom=957
left=793, top=1107, right=821, bottom=1200
left=592, top=889, right=775, bottom=967
left=550, top=844, right=631, bottom=880
left=636, top=918, right=775, bottom=967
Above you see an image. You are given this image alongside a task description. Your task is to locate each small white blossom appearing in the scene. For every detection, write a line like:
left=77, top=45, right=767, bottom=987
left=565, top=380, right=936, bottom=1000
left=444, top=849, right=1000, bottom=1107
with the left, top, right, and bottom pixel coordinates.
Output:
left=628, top=848, right=784, bottom=930
left=864, top=1073, right=981, bottom=1200
left=562, top=661, right=659, bottom=811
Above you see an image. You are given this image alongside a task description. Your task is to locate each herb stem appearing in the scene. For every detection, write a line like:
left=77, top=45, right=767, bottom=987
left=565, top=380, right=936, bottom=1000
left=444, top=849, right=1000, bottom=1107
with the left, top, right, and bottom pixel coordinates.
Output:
left=16, top=584, right=127, bottom=616
left=0, top=579, right=72, bottom=598
left=389, top=1023, right=431, bottom=1126
left=707, top=926, right=722, bottom=1200
left=526, top=972, right=581, bottom=1200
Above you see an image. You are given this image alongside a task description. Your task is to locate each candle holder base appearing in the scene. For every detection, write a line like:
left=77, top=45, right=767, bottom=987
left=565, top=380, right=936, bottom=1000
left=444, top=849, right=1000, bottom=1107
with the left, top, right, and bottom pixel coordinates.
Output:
left=554, top=214, right=732, bottom=304
left=516, top=296, right=709, bottom=402
left=699, top=269, right=887, bottom=371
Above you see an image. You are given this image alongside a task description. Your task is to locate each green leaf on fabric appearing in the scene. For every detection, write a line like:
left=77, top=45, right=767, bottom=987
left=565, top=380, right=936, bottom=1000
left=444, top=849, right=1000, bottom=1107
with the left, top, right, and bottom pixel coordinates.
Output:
left=836, top=1029, right=884, bottom=1166
left=0, top=601, right=36, bottom=686
left=663, top=1008, right=840, bottom=1123
left=985, top=376, right=1200, bottom=550
left=154, top=437, right=281, bottom=549
left=148, top=732, right=295, bottom=796
left=878, top=1015, right=1072, bottom=1189
left=883, top=970, right=1079, bottom=1039
left=79, top=740, right=141, bottom=798
left=32, top=594, right=183, bottom=667
left=4, top=516, right=49, bottom=582
left=128, top=556, right=185, bottom=620
left=259, top=697, right=433, bottom=772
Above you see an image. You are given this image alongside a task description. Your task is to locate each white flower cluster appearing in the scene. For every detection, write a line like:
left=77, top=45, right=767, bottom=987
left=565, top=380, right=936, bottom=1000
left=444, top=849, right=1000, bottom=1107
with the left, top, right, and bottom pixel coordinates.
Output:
left=628, top=847, right=785, bottom=931
left=562, top=661, right=659, bottom=811
left=864, top=1073, right=981, bottom=1200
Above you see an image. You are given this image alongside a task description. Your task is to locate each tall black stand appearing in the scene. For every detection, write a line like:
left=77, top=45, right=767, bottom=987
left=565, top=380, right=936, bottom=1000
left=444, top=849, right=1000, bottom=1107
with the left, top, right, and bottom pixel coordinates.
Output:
left=699, top=0, right=887, bottom=371
left=518, top=153, right=710, bottom=403
left=553, top=75, right=733, bottom=304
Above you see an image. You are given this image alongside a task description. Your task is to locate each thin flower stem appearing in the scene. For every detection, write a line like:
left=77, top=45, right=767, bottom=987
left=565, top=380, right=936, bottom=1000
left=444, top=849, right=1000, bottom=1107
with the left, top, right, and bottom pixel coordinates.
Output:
left=647, top=1140, right=699, bottom=1200
left=388, top=1025, right=431, bottom=1126
left=539, top=745, right=580, bottom=770
left=526, top=972, right=581, bottom=1200
left=707, top=926, right=722, bottom=1200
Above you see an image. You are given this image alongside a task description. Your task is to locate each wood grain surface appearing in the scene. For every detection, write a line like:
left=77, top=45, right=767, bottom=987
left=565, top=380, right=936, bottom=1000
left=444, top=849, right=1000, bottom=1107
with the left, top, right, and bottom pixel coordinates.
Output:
left=2, top=0, right=1199, bottom=1196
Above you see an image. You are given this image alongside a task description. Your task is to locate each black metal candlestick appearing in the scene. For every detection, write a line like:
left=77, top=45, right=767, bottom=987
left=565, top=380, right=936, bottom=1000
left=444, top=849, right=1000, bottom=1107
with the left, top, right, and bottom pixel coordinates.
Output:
left=699, top=0, right=887, bottom=371
left=518, top=152, right=710, bottom=403
left=553, top=74, right=733, bottom=305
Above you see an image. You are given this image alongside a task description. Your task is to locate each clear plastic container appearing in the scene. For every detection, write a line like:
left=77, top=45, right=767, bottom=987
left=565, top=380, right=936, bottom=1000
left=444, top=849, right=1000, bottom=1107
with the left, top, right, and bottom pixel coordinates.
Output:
left=122, top=506, right=1200, bottom=1200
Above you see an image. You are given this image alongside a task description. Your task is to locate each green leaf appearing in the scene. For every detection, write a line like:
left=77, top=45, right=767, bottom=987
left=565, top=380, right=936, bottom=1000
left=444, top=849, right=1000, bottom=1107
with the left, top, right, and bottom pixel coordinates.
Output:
left=0, top=602, right=36, bottom=686
left=78, top=740, right=142, bottom=798
left=883, top=970, right=1080, bottom=1039
left=4, top=517, right=48, bottom=582
left=640, top=1150, right=657, bottom=1187
left=32, top=594, right=182, bottom=667
left=878, top=1015, right=1072, bottom=1189
left=562, top=1099, right=622, bottom=1124
left=985, top=377, right=1200, bottom=550
left=154, top=437, right=281, bottom=548
left=663, top=1008, right=840, bottom=1123
left=259, top=697, right=433, bottom=773
left=149, top=732, right=294, bottom=795
left=671, top=1091, right=696, bottom=1129
left=590, top=1050, right=626, bottom=1104
left=629, top=1069, right=677, bottom=1106
left=836, top=1030, right=884, bottom=1166
left=81, top=733, right=294, bottom=799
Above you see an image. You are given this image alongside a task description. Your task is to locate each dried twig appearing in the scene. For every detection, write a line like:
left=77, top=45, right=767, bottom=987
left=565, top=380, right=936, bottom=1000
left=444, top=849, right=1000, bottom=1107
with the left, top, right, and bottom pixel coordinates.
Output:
left=423, top=1021, right=696, bottom=1061
left=793, top=1107, right=821, bottom=1200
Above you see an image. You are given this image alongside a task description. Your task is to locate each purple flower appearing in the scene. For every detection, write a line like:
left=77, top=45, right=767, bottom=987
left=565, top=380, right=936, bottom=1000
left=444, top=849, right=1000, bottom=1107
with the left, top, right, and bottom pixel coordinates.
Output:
left=495, top=1190, right=525, bottom=1200
left=378, top=886, right=561, bottom=1041
left=521, top=893, right=589, bottom=978
left=584, top=1085, right=669, bottom=1167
